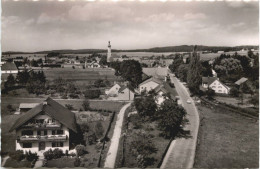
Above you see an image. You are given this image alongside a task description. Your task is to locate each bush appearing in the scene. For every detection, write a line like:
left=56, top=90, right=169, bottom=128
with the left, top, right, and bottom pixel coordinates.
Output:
left=230, top=87, right=239, bottom=97
left=25, top=151, right=39, bottom=162
left=69, top=93, right=79, bottom=99
left=82, top=100, right=90, bottom=111
left=61, top=94, right=68, bottom=99
left=101, top=111, right=109, bottom=116
left=65, top=104, right=74, bottom=110
left=75, top=145, right=87, bottom=157
left=43, top=148, right=63, bottom=160
left=84, top=89, right=101, bottom=99
left=9, top=150, right=25, bottom=161
left=69, top=153, right=76, bottom=157
left=65, top=150, right=69, bottom=157
left=7, top=104, right=14, bottom=112
left=95, top=121, right=104, bottom=138
left=74, top=157, right=81, bottom=167
left=53, top=148, right=63, bottom=159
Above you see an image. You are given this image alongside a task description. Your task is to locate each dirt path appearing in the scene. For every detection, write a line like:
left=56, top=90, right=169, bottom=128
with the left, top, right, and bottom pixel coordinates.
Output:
left=104, top=102, right=131, bottom=168
left=1, top=156, right=10, bottom=167
left=160, top=74, right=200, bottom=169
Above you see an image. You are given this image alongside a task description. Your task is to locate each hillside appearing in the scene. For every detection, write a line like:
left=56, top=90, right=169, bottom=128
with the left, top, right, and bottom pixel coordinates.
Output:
left=2, top=45, right=258, bottom=55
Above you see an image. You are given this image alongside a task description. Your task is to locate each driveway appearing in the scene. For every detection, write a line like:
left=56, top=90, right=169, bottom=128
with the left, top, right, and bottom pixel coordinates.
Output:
left=104, top=102, right=131, bottom=168
left=160, top=74, right=200, bottom=169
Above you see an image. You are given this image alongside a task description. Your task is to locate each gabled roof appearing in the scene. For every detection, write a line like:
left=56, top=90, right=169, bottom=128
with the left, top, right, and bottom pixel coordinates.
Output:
left=1, top=62, right=18, bottom=71
left=139, top=77, right=163, bottom=87
left=10, top=97, right=78, bottom=133
left=202, top=77, right=218, bottom=85
left=235, top=77, right=248, bottom=85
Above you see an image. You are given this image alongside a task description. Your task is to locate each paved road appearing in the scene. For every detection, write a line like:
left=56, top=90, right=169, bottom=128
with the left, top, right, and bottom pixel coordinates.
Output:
left=160, top=74, right=200, bottom=169
left=104, top=102, right=131, bottom=168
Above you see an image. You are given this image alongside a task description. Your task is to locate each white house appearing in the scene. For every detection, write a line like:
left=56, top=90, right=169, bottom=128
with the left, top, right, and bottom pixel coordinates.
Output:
left=105, top=83, right=122, bottom=96
left=202, top=77, right=230, bottom=94
left=139, top=77, right=163, bottom=93
left=153, top=83, right=178, bottom=105
left=9, top=98, right=78, bottom=154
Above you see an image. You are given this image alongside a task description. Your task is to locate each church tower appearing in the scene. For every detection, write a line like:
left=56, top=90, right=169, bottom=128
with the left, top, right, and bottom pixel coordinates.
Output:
left=107, top=41, right=112, bottom=62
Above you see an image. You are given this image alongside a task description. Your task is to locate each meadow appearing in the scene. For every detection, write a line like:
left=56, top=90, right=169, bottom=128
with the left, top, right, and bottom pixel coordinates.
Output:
left=194, top=104, right=258, bottom=168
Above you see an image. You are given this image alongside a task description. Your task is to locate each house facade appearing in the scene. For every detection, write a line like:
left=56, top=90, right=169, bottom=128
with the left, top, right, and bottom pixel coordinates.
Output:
left=10, top=98, right=78, bottom=154
left=1, top=61, right=18, bottom=74
left=202, top=77, right=230, bottom=94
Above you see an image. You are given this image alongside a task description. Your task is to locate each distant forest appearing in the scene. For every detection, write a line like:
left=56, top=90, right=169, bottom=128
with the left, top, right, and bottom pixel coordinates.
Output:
left=2, top=45, right=258, bottom=55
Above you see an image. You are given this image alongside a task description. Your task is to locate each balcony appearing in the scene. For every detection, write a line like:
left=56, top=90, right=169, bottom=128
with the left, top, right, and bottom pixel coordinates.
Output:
left=21, top=123, right=62, bottom=130
left=17, top=135, right=68, bottom=143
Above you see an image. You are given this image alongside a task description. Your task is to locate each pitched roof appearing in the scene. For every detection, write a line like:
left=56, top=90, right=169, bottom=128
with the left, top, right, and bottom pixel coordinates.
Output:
left=235, top=77, right=248, bottom=85
left=10, top=97, right=78, bottom=133
left=202, top=77, right=218, bottom=85
left=1, top=62, right=18, bottom=71
left=139, top=77, right=163, bottom=87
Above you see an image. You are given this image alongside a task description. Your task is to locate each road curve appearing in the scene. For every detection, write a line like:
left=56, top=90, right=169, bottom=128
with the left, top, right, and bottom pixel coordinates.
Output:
left=160, top=74, right=200, bottom=169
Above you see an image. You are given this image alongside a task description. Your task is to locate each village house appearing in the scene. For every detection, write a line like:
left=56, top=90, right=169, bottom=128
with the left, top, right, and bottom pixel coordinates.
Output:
left=105, top=83, right=122, bottom=96
left=153, top=83, right=178, bottom=105
left=19, top=103, right=40, bottom=113
left=9, top=98, right=78, bottom=154
left=202, top=77, right=230, bottom=94
left=139, top=77, right=163, bottom=93
left=1, top=61, right=18, bottom=74
left=235, top=77, right=248, bottom=86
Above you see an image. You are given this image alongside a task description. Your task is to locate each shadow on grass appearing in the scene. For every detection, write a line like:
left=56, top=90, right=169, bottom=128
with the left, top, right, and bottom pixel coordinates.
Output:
left=176, top=128, right=192, bottom=139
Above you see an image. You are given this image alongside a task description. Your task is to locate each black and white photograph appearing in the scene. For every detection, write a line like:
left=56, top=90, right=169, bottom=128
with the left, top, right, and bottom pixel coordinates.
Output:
left=1, top=0, right=259, bottom=168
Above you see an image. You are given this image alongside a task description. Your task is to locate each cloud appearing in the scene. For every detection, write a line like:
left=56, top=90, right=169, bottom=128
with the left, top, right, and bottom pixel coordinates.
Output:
left=183, top=13, right=207, bottom=20
left=135, top=13, right=175, bottom=23
left=37, top=13, right=65, bottom=24
left=68, top=3, right=134, bottom=22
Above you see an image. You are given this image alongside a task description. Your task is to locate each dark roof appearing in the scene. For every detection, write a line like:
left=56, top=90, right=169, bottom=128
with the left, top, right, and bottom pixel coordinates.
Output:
left=9, top=97, right=78, bottom=133
left=202, top=77, right=218, bottom=85
left=1, top=62, right=18, bottom=71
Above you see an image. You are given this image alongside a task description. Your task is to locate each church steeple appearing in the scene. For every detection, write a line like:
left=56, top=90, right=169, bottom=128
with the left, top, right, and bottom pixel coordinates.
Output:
left=107, top=41, right=112, bottom=62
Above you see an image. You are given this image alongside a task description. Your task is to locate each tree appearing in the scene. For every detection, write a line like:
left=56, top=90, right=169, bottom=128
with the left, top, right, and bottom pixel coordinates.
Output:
left=230, top=87, right=239, bottom=97
left=168, top=56, right=183, bottom=73
left=130, top=132, right=157, bottom=168
left=4, top=74, right=16, bottom=90
left=82, top=100, right=90, bottom=111
left=26, top=79, right=45, bottom=95
left=157, top=99, right=186, bottom=138
left=16, top=70, right=30, bottom=85
left=134, top=92, right=157, bottom=119
left=200, top=61, right=213, bottom=77
left=99, top=55, right=107, bottom=66
left=205, top=88, right=215, bottom=100
left=176, top=64, right=189, bottom=82
left=94, top=79, right=106, bottom=88
left=187, top=46, right=202, bottom=94
left=120, top=60, right=143, bottom=88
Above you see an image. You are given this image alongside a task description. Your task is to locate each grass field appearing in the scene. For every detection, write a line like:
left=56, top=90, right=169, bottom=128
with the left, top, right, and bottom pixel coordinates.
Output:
left=43, top=68, right=118, bottom=84
left=194, top=104, right=259, bottom=168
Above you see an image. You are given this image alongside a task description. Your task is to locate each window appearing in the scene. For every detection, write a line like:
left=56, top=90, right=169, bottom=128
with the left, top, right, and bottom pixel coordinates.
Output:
left=52, top=142, right=64, bottom=147
left=21, top=130, right=33, bottom=136
left=57, top=130, right=64, bottom=135
left=52, top=130, right=56, bottom=135
left=218, top=86, right=222, bottom=88
left=23, top=143, right=32, bottom=148
left=44, top=130, right=47, bottom=135
left=211, top=86, right=216, bottom=88
left=37, top=131, right=41, bottom=135
left=218, top=90, right=222, bottom=92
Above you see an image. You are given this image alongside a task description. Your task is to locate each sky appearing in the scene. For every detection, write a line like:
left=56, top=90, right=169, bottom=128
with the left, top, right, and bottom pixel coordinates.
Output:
left=1, top=1, right=259, bottom=52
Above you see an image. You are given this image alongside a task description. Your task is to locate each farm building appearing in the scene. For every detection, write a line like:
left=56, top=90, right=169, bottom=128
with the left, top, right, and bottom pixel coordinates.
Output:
left=139, top=77, right=163, bottom=93
left=19, top=103, right=40, bottom=113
